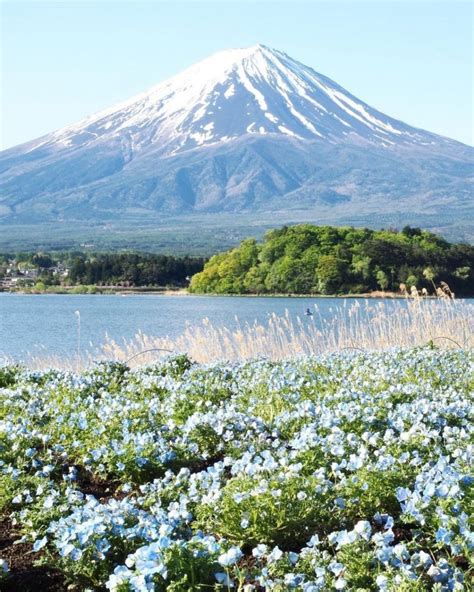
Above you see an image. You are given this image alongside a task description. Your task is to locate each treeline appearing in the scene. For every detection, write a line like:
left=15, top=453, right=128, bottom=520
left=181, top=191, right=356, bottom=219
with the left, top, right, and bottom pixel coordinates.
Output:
left=189, top=225, right=474, bottom=296
left=68, top=253, right=205, bottom=286
left=1, top=252, right=205, bottom=287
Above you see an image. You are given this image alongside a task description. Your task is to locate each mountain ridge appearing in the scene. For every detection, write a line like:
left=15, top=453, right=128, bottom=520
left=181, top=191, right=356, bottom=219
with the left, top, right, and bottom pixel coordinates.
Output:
left=3, top=44, right=469, bottom=156
left=1, top=44, right=472, bottom=248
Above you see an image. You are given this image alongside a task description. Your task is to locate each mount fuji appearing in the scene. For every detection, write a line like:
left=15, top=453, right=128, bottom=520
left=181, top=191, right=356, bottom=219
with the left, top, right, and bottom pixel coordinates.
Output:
left=1, top=45, right=472, bottom=249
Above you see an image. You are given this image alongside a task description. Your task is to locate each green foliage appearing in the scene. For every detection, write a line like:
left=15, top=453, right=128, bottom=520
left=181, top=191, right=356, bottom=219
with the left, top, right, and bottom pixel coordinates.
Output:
left=195, top=473, right=336, bottom=548
left=1, top=251, right=205, bottom=289
left=316, top=255, right=346, bottom=294
left=0, top=364, right=22, bottom=388
left=67, top=253, right=205, bottom=287
left=376, top=269, right=389, bottom=291
left=190, top=224, right=474, bottom=296
left=338, top=468, right=414, bottom=521
left=151, top=544, right=220, bottom=591
left=336, top=541, right=378, bottom=590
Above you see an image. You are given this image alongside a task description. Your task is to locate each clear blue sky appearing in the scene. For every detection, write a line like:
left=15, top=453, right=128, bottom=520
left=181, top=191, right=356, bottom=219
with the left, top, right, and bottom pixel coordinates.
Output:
left=1, top=0, right=472, bottom=149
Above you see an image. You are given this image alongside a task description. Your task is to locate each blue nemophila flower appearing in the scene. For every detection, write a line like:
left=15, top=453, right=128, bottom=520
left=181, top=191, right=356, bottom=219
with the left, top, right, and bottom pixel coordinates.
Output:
left=2, top=348, right=472, bottom=589
left=252, top=544, right=268, bottom=558
left=353, top=520, right=372, bottom=541
left=215, top=572, right=233, bottom=586
left=435, top=527, right=453, bottom=545
left=302, top=584, right=324, bottom=592
left=106, top=565, right=134, bottom=591
left=125, top=542, right=168, bottom=578
left=329, top=562, right=344, bottom=576
left=395, top=487, right=411, bottom=502
left=328, top=529, right=357, bottom=548
left=43, top=495, right=55, bottom=509
left=32, top=536, right=48, bottom=552
left=233, top=492, right=246, bottom=503
left=284, top=572, right=305, bottom=587
left=267, top=546, right=283, bottom=563
left=410, top=550, right=433, bottom=569
left=373, top=513, right=394, bottom=530
left=218, top=546, right=242, bottom=566
left=376, top=574, right=389, bottom=591
left=96, top=538, right=111, bottom=555
left=288, top=551, right=299, bottom=564
left=427, top=562, right=451, bottom=584
left=307, top=534, right=320, bottom=547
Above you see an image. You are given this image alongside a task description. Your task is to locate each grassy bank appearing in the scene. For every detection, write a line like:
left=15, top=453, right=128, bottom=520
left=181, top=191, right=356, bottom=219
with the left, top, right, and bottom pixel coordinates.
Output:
left=0, top=348, right=472, bottom=591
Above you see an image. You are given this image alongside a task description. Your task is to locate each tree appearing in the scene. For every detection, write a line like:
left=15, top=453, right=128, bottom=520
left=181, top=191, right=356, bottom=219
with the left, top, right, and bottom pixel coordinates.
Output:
left=238, top=238, right=259, bottom=267
left=401, top=226, right=422, bottom=238
left=352, top=255, right=372, bottom=281
left=243, top=264, right=269, bottom=294
left=375, top=270, right=389, bottom=291
left=32, top=253, right=54, bottom=268
left=316, top=255, right=345, bottom=294
left=264, top=256, right=296, bottom=293
left=34, top=281, right=46, bottom=292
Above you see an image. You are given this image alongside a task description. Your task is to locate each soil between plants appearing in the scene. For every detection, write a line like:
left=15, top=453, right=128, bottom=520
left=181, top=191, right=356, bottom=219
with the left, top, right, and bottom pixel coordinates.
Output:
left=0, top=515, right=66, bottom=591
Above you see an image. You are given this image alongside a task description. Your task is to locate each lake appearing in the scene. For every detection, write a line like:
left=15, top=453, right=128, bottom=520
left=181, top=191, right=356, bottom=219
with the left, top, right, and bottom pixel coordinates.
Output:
left=0, top=293, right=417, bottom=361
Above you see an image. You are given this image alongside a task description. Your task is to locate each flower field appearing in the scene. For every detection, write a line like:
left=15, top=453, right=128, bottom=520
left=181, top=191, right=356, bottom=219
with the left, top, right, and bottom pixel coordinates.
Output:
left=0, top=348, right=472, bottom=591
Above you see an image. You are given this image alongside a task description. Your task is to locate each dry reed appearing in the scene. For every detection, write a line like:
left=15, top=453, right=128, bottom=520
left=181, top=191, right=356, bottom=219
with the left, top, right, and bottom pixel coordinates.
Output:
left=19, top=295, right=473, bottom=371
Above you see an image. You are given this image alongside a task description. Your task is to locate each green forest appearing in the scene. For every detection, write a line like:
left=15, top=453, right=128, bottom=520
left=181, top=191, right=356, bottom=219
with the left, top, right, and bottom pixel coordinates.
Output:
left=0, top=252, right=205, bottom=289
left=189, top=225, right=474, bottom=296
left=66, top=253, right=204, bottom=286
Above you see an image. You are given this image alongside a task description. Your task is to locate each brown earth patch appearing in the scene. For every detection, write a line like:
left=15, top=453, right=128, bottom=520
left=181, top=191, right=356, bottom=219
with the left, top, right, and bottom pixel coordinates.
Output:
left=0, top=515, right=66, bottom=591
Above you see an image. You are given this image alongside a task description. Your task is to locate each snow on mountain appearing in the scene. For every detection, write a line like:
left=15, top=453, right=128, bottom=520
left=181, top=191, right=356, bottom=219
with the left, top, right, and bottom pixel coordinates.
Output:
left=1, top=45, right=472, bottom=246
left=22, top=44, right=449, bottom=158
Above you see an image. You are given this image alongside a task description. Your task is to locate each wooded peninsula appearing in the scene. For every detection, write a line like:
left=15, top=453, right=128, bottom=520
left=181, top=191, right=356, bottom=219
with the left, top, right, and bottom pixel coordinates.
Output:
left=189, top=225, right=474, bottom=296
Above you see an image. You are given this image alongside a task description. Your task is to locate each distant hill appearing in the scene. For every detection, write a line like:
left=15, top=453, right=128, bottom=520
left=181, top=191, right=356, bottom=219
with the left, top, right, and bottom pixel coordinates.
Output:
left=189, top=224, right=474, bottom=296
left=1, top=45, right=473, bottom=250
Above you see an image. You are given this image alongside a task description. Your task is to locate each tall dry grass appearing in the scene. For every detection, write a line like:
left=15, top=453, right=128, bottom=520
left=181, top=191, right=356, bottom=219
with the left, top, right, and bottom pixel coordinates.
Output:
left=20, top=295, right=473, bottom=371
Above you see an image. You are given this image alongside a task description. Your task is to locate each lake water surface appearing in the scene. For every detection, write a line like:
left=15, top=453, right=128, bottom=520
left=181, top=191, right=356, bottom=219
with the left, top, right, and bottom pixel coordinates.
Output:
left=0, top=293, right=411, bottom=361
left=2, top=293, right=470, bottom=361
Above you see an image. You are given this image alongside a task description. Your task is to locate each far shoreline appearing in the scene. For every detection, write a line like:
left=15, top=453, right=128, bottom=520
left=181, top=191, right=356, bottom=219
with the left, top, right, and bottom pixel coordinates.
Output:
left=1, top=287, right=446, bottom=299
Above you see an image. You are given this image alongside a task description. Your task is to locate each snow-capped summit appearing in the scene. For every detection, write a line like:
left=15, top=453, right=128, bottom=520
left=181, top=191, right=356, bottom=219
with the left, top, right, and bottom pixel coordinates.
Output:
left=1, top=45, right=472, bottom=245
left=23, top=44, right=450, bottom=158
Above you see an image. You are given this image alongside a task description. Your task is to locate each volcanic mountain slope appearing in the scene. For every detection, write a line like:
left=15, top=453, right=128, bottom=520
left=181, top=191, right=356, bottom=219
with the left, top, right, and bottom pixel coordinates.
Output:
left=0, top=44, right=472, bottom=244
